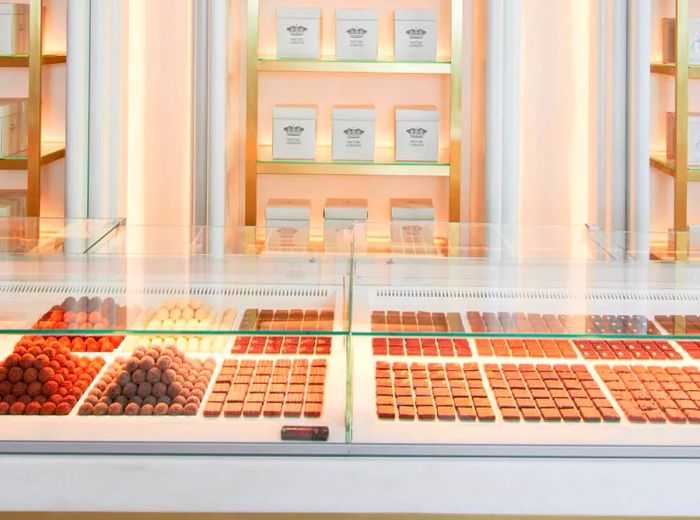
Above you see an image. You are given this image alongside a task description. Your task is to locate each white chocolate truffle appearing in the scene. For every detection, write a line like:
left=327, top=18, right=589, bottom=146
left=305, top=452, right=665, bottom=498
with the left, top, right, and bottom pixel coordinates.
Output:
left=161, top=319, right=174, bottom=331
left=194, top=308, right=209, bottom=321
left=187, top=337, right=200, bottom=352
left=182, top=307, right=195, bottom=320
left=176, top=337, right=188, bottom=351
left=176, top=298, right=189, bottom=310
left=174, top=319, right=187, bottom=330
left=156, top=308, right=170, bottom=321
left=164, top=299, right=177, bottom=311
left=190, top=298, right=203, bottom=310
left=147, top=319, right=162, bottom=331
left=169, top=308, right=182, bottom=321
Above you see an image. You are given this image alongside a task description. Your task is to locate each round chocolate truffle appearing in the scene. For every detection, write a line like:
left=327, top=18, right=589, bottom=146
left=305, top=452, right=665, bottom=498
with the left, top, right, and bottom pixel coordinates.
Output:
left=146, top=367, right=162, bottom=384
left=55, top=402, right=72, bottom=416
left=167, top=382, right=183, bottom=399
left=131, top=396, right=144, bottom=406
left=124, top=403, right=140, bottom=416
left=106, top=383, right=121, bottom=399
left=137, top=382, right=152, bottom=399
left=0, top=402, right=9, bottom=415
left=37, top=401, right=55, bottom=415
left=173, top=395, right=186, bottom=406
left=117, top=371, right=131, bottom=386
left=138, top=356, right=155, bottom=372
left=140, top=404, right=154, bottom=416
left=143, top=395, right=157, bottom=406
left=161, top=369, right=176, bottom=385
left=85, top=394, right=99, bottom=406
left=156, top=395, right=172, bottom=406
left=168, top=403, right=183, bottom=416
left=183, top=402, right=198, bottom=416
left=122, top=382, right=137, bottom=399
left=8, top=367, right=23, bottom=384
left=78, top=403, right=94, bottom=416
left=153, top=402, right=169, bottom=416
left=124, top=358, right=139, bottom=373
left=132, top=369, right=146, bottom=385
left=114, top=395, right=128, bottom=408
left=108, top=402, right=123, bottom=415
left=93, top=402, right=109, bottom=416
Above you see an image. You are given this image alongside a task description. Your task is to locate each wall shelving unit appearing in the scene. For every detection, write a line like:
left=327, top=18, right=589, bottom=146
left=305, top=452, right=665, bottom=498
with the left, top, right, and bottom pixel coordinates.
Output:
left=0, top=0, right=66, bottom=217
left=244, top=0, right=463, bottom=225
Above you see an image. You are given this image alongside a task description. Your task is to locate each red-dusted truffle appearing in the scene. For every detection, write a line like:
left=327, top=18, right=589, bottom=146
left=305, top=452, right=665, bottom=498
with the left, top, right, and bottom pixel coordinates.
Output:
left=9, top=401, right=25, bottom=415
left=0, top=402, right=9, bottom=415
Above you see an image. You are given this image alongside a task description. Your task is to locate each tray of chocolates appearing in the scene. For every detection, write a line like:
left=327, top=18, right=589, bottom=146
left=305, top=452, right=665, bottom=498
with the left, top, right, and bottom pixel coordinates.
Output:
left=371, top=337, right=471, bottom=357
left=678, top=342, right=700, bottom=360
left=475, top=338, right=577, bottom=359
left=375, top=361, right=495, bottom=421
left=31, top=296, right=127, bottom=351
left=656, top=315, right=700, bottom=335
left=596, top=365, right=700, bottom=424
left=203, top=358, right=326, bottom=419
left=467, top=311, right=660, bottom=335
left=370, top=311, right=464, bottom=333
left=0, top=337, right=105, bottom=415
left=574, top=339, right=682, bottom=361
left=484, top=363, right=619, bottom=422
left=78, top=345, right=215, bottom=416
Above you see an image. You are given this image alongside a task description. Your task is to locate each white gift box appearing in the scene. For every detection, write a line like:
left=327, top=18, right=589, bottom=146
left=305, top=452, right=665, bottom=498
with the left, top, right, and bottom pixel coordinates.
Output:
left=332, top=106, right=375, bottom=161
left=0, top=99, right=27, bottom=157
left=265, top=199, right=311, bottom=250
left=324, top=198, right=368, bottom=252
left=395, top=106, right=439, bottom=162
left=276, top=7, right=321, bottom=59
left=0, top=4, right=29, bottom=55
left=390, top=198, right=435, bottom=253
left=394, top=10, right=437, bottom=61
left=663, top=18, right=700, bottom=65
left=335, top=9, right=378, bottom=60
left=272, top=105, right=317, bottom=160
left=666, top=112, right=700, bottom=166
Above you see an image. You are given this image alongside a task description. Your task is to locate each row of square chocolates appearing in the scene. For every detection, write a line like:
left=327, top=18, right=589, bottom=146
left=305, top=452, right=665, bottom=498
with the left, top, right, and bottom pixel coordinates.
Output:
left=273, top=105, right=439, bottom=162
left=277, top=8, right=438, bottom=61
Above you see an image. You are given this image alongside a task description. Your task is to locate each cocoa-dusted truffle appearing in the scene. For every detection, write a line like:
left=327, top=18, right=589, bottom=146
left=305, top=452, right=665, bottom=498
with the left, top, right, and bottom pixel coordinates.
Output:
left=146, top=367, right=162, bottom=384
left=0, top=402, right=8, bottom=415
left=161, top=369, right=176, bottom=385
left=167, top=382, right=183, bottom=399
left=122, top=382, right=138, bottom=399
left=93, top=402, right=108, bottom=416
left=140, top=404, right=154, bottom=416
left=124, top=403, right=140, bottom=416
left=108, top=402, right=123, bottom=415
left=153, top=402, right=169, bottom=416
left=79, top=403, right=94, bottom=415
left=183, top=402, right=198, bottom=416
left=168, top=403, right=183, bottom=416
left=156, top=356, right=172, bottom=372
left=132, top=369, right=146, bottom=385
left=137, top=382, right=152, bottom=399
left=139, top=356, right=155, bottom=372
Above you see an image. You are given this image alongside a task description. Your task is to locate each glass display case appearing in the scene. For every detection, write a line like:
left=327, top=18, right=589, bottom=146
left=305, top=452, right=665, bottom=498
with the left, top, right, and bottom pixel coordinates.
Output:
left=1, top=220, right=700, bottom=459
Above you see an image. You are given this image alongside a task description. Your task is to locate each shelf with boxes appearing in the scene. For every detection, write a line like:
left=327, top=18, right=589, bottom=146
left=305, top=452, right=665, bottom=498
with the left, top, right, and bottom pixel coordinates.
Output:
left=0, top=0, right=67, bottom=217
left=246, top=1, right=463, bottom=225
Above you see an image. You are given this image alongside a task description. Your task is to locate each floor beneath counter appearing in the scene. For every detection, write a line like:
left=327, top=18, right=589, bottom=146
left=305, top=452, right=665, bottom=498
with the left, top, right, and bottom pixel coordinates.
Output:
left=0, top=455, right=698, bottom=516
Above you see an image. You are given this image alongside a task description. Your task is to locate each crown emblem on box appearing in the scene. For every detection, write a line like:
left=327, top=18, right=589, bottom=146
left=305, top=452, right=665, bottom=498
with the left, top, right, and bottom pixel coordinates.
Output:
left=343, top=128, right=365, bottom=138
left=276, top=227, right=299, bottom=238
left=401, top=225, right=425, bottom=239
left=406, top=127, right=428, bottom=138
left=406, top=28, right=427, bottom=38
left=286, top=25, right=308, bottom=35
left=347, top=27, right=368, bottom=37
left=284, top=125, right=305, bottom=137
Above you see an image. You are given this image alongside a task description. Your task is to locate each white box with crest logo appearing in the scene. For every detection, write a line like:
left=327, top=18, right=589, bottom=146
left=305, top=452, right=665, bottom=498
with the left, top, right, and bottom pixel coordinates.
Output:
left=390, top=198, right=435, bottom=253
left=272, top=106, right=317, bottom=160
left=335, top=9, right=378, bottom=60
left=394, top=10, right=437, bottom=61
left=395, top=106, right=439, bottom=162
left=276, top=7, right=321, bottom=59
left=265, top=199, right=311, bottom=251
left=332, top=106, right=375, bottom=161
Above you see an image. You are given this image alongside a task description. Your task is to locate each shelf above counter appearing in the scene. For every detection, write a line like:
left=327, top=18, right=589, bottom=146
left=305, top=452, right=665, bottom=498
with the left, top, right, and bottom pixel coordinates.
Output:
left=0, top=53, right=67, bottom=67
left=257, top=145, right=450, bottom=176
left=0, top=142, right=66, bottom=170
left=650, top=152, right=700, bottom=181
left=258, top=56, right=452, bottom=75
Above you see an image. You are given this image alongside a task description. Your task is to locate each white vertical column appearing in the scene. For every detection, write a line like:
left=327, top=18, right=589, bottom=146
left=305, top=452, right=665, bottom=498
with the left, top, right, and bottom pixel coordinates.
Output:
left=485, top=0, right=520, bottom=258
left=65, top=0, right=90, bottom=219
left=610, top=0, right=628, bottom=232
left=88, top=0, right=124, bottom=219
left=193, top=0, right=209, bottom=228
left=208, top=0, right=227, bottom=256
left=627, top=0, right=651, bottom=257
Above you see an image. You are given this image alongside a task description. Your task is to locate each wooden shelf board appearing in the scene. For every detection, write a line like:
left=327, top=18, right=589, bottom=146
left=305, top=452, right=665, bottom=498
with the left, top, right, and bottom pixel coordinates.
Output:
left=0, top=143, right=66, bottom=171
left=650, top=152, right=700, bottom=181
left=258, top=57, right=451, bottom=75
left=650, top=62, right=700, bottom=79
left=0, top=53, right=66, bottom=67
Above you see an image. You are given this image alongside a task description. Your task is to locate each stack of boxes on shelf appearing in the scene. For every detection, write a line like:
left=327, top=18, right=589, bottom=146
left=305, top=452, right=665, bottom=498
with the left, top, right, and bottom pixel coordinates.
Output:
left=0, top=99, right=28, bottom=158
left=272, top=8, right=440, bottom=164
left=0, top=3, right=29, bottom=55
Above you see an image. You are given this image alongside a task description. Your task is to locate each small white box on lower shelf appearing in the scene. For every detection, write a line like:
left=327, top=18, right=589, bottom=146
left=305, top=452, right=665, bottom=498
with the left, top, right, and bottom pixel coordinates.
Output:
left=324, top=198, right=368, bottom=252
left=332, top=106, right=375, bottom=161
left=395, top=106, right=439, bottom=162
left=0, top=98, right=27, bottom=157
left=0, top=4, right=29, bottom=55
left=335, top=9, right=378, bottom=60
left=272, top=105, right=317, bottom=160
left=265, top=199, right=312, bottom=251
left=276, top=7, right=321, bottom=59
left=394, top=9, right=438, bottom=61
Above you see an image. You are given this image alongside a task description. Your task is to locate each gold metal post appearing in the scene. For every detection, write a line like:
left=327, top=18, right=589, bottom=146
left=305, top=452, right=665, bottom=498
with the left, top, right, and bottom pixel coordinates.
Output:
left=26, top=0, right=43, bottom=217
left=449, top=0, right=463, bottom=222
left=245, top=0, right=259, bottom=226
left=675, top=0, right=689, bottom=260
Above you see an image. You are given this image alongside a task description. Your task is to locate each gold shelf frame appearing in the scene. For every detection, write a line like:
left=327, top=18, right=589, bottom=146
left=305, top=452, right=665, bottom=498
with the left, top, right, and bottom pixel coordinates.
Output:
left=244, top=0, right=463, bottom=225
left=649, top=0, right=690, bottom=259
